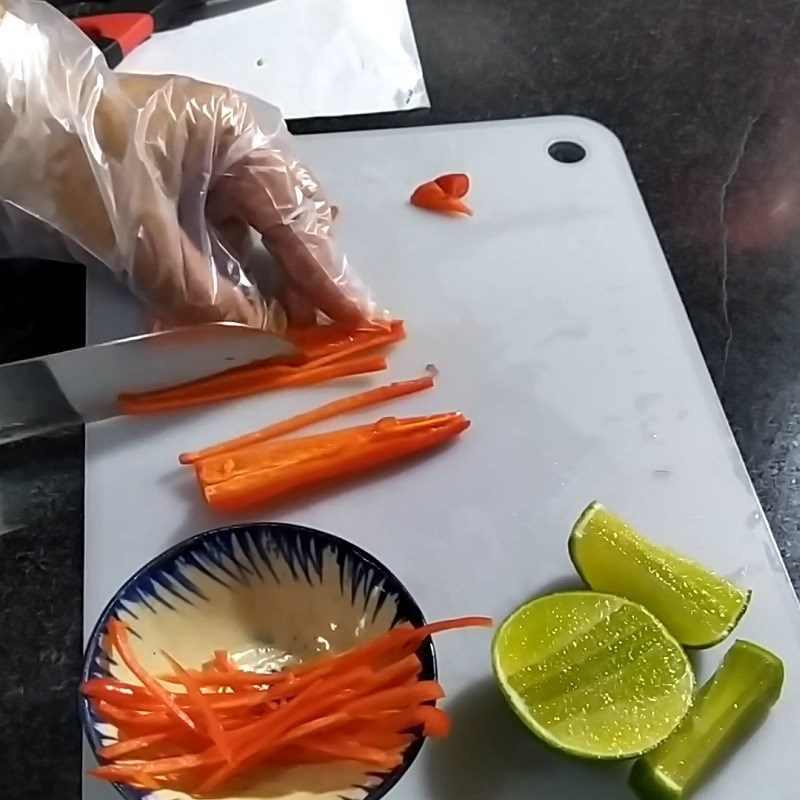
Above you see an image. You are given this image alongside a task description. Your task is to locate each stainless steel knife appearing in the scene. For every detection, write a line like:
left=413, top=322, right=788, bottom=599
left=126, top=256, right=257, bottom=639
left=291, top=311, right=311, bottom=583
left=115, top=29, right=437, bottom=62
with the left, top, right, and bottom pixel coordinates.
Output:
left=0, top=323, right=295, bottom=443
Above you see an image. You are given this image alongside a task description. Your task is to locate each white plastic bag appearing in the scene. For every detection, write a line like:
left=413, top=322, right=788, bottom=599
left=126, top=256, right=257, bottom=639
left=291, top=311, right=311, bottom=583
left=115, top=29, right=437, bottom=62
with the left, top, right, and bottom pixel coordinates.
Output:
left=0, top=0, right=370, bottom=330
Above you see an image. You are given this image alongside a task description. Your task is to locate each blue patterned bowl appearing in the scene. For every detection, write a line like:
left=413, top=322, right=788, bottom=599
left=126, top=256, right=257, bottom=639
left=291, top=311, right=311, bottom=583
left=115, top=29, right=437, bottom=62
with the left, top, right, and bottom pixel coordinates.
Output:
left=81, top=523, right=435, bottom=800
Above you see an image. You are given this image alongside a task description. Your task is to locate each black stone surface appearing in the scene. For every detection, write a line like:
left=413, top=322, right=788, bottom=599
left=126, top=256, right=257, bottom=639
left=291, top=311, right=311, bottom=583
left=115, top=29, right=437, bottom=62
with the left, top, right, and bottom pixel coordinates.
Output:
left=4, top=1, right=800, bottom=796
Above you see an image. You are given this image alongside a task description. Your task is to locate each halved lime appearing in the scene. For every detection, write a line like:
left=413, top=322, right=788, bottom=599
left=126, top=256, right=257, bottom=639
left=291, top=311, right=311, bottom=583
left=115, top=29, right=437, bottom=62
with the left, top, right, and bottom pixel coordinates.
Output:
left=569, top=503, right=751, bottom=648
left=630, top=639, right=784, bottom=799
left=492, top=592, right=694, bottom=760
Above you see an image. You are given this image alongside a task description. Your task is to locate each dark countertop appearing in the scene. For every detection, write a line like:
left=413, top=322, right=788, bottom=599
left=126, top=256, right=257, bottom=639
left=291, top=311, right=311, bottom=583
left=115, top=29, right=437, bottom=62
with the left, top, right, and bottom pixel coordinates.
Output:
left=3, top=0, right=800, bottom=796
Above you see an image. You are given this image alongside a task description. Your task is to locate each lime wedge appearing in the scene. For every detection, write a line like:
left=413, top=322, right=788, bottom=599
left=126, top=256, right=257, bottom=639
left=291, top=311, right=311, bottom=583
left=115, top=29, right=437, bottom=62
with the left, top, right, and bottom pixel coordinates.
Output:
left=492, top=592, right=694, bottom=760
left=569, top=503, right=751, bottom=648
left=630, top=640, right=784, bottom=799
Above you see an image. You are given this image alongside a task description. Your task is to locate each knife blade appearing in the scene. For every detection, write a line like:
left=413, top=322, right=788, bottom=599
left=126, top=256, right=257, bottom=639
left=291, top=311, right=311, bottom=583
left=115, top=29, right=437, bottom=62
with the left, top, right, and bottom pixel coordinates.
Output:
left=0, top=323, right=294, bottom=443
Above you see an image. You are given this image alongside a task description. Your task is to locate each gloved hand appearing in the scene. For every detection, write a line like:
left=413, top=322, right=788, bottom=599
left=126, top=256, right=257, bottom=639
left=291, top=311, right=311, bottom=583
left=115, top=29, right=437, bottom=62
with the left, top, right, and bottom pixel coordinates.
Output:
left=0, top=0, right=369, bottom=330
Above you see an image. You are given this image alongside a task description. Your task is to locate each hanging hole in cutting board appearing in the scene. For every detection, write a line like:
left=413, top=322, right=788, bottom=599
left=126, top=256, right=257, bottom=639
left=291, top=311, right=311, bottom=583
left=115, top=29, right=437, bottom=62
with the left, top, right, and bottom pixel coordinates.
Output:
left=548, top=140, right=587, bottom=164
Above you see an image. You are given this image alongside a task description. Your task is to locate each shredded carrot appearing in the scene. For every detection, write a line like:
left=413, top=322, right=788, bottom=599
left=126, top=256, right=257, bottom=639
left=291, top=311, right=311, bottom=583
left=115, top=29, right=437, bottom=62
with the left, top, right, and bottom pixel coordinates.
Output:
left=160, top=651, right=233, bottom=764
left=95, top=700, right=172, bottom=731
left=213, top=650, right=236, bottom=671
left=107, top=619, right=197, bottom=733
left=305, top=320, right=405, bottom=368
left=285, top=319, right=394, bottom=358
left=99, top=732, right=170, bottom=760
left=179, top=372, right=434, bottom=465
left=84, top=616, right=492, bottom=795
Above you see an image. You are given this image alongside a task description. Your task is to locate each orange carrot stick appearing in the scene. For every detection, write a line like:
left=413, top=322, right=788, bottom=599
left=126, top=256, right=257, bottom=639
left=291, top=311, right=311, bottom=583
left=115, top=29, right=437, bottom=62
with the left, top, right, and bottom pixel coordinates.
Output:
left=119, top=355, right=387, bottom=415
left=179, top=372, right=434, bottom=465
left=213, top=651, right=236, bottom=671
left=198, top=413, right=469, bottom=512
left=410, top=616, right=494, bottom=637
left=342, top=681, right=445, bottom=715
left=81, top=678, right=159, bottom=708
left=90, top=765, right=163, bottom=790
left=118, top=355, right=307, bottom=406
left=161, top=651, right=233, bottom=764
left=413, top=705, right=452, bottom=737
left=99, top=731, right=172, bottom=760
left=305, top=321, right=405, bottom=368
left=257, top=355, right=387, bottom=390
left=285, top=320, right=395, bottom=358
left=95, top=700, right=172, bottom=731
left=107, top=620, right=197, bottom=733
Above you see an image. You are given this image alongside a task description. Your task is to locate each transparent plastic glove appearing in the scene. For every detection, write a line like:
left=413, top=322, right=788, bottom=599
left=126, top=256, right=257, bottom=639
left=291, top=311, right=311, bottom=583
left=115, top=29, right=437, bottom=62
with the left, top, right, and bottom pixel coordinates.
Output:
left=0, top=0, right=370, bottom=330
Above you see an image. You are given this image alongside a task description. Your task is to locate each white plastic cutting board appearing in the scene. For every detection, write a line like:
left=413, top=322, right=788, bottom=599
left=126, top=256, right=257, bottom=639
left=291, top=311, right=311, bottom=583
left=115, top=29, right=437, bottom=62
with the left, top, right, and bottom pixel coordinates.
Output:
left=83, top=117, right=800, bottom=800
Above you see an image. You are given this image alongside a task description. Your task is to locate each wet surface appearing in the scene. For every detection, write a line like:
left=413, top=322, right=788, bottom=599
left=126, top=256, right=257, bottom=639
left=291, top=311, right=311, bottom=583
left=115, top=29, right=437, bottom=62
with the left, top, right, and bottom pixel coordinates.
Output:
left=5, top=1, right=800, bottom=796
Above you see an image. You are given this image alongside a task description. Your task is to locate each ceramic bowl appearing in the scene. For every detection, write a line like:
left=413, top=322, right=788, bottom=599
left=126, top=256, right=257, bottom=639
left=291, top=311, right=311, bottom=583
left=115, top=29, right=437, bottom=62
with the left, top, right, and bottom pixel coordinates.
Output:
left=82, top=523, right=435, bottom=800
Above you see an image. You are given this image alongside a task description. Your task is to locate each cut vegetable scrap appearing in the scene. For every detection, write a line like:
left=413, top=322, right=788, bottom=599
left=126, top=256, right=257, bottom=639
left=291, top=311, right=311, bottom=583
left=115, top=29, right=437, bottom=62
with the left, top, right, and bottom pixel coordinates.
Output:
left=629, top=639, right=784, bottom=799
left=434, top=173, right=470, bottom=198
left=194, top=412, right=470, bottom=512
left=411, top=179, right=472, bottom=216
left=83, top=616, right=492, bottom=795
left=118, top=321, right=405, bottom=415
left=569, top=502, right=751, bottom=648
left=179, top=372, right=436, bottom=464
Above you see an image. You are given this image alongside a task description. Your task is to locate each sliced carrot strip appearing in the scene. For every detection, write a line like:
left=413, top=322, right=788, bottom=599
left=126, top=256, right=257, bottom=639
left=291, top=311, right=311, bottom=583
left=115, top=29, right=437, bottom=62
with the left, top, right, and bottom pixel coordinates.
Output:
left=292, top=738, right=391, bottom=767
left=199, top=413, right=470, bottom=512
left=180, top=373, right=434, bottom=464
left=91, top=765, right=163, bottom=790
left=161, top=651, right=234, bottom=764
left=342, top=681, right=445, bottom=715
left=81, top=678, right=159, bottom=708
left=258, top=355, right=387, bottom=391
left=134, top=750, right=220, bottom=776
left=95, top=700, right=172, bottom=731
left=99, top=731, right=170, bottom=760
left=285, top=320, right=393, bottom=358
left=359, top=654, right=422, bottom=693
left=118, top=354, right=307, bottom=406
left=412, top=616, right=493, bottom=636
left=306, top=321, right=405, bottom=369
left=434, top=173, right=470, bottom=198
left=119, top=355, right=387, bottom=415
left=413, top=704, right=452, bottom=737
left=106, top=619, right=196, bottom=733
left=213, top=651, right=236, bottom=671
left=157, top=669, right=287, bottom=689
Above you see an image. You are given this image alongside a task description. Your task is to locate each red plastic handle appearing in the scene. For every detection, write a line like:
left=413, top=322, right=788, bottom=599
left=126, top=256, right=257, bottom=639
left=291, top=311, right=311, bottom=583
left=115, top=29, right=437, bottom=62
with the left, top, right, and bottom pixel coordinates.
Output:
left=75, top=12, right=155, bottom=57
